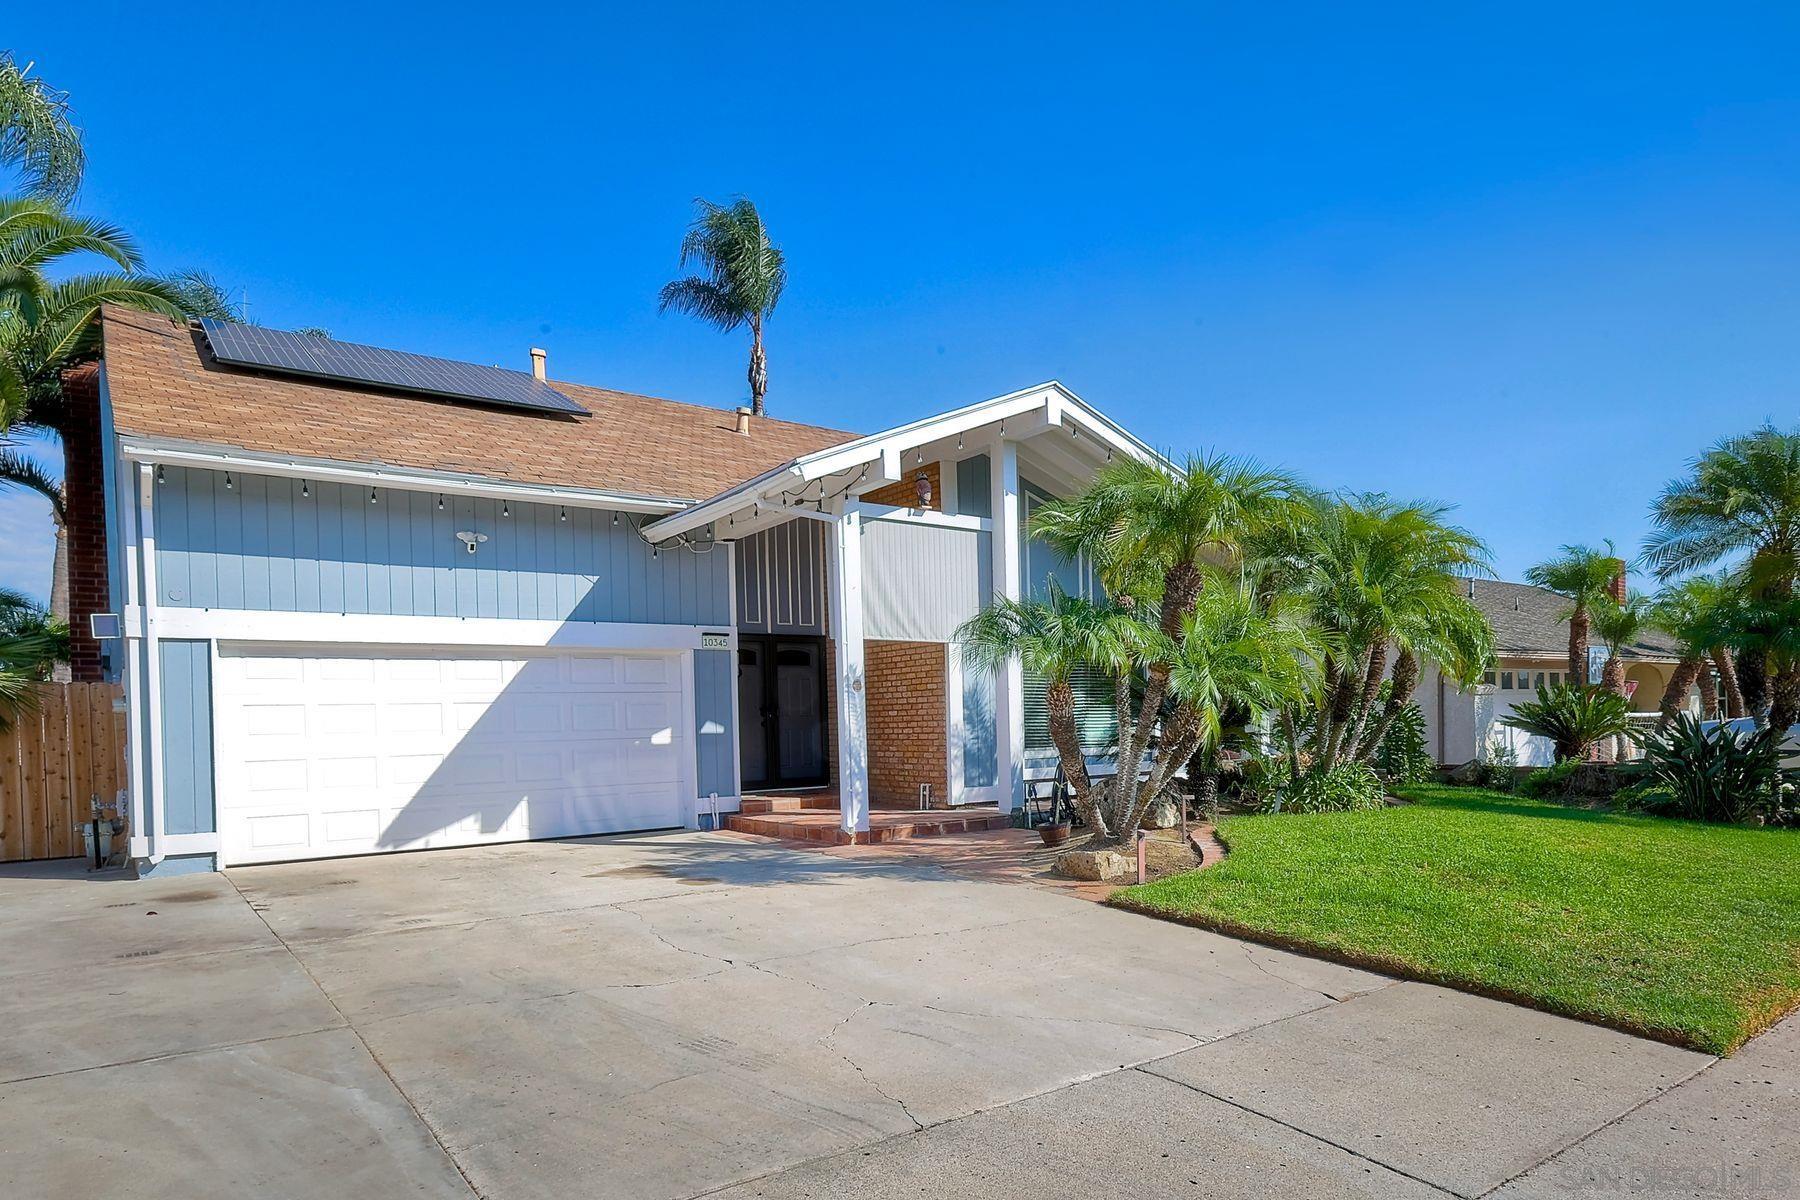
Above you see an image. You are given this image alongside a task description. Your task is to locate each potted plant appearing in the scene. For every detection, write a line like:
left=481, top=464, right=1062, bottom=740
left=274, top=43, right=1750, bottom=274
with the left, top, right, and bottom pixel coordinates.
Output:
left=1038, top=786, right=1073, bottom=846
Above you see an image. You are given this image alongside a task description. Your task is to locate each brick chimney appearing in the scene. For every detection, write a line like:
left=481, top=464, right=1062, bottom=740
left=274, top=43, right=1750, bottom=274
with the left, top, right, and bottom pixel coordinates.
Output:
left=1606, top=560, right=1627, bottom=604
left=60, top=363, right=109, bottom=682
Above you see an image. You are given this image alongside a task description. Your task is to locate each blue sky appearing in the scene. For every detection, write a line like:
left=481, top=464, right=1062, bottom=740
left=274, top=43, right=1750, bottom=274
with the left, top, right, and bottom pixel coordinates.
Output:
left=6, top=3, right=1800, bottom=601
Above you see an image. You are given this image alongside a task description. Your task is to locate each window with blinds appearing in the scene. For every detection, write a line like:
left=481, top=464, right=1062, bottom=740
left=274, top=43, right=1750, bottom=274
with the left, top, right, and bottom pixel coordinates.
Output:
left=1024, top=665, right=1121, bottom=752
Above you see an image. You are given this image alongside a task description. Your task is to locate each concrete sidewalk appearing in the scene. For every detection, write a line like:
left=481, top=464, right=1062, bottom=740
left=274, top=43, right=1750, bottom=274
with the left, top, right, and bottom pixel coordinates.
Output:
left=0, top=834, right=1792, bottom=1199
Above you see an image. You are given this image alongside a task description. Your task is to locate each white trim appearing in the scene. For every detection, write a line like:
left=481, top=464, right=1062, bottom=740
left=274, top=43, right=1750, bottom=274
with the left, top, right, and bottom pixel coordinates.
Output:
left=121, top=450, right=149, bottom=862
left=644, top=382, right=1166, bottom=542
left=993, top=440, right=1024, bottom=813
left=860, top=504, right=991, bottom=532
left=137, top=463, right=168, bottom=863
left=678, top=647, right=700, bottom=830
left=132, top=608, right=722, bottom=650
left=726, top=541, right=744, bottom=814
left=150, top=832, right=219, bottom=856
left=829, top=502, right=870, bottom=836
left=118, top=437, right=688, bottom=515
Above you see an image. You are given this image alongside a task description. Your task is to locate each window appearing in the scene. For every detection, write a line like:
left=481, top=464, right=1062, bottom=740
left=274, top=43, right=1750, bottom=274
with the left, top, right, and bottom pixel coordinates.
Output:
left=1024, top=665, right=1120, bottom=753
left=1500, top=671, right=1513, bottom=689
left=1534, top=672, right=1547, bottom=689
left=1482, top=671, right=1496, bottom=686
left=1549, top=672, right=1561, bottom=687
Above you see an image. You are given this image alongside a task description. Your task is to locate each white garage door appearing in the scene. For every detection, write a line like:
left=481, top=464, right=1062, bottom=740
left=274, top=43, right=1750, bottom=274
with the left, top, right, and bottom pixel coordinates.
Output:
left=214, top=646, right=688, bottom=865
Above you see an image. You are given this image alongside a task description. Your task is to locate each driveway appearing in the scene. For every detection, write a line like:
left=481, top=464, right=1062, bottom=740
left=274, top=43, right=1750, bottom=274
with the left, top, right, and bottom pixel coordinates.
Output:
left=1, top=833, right=1793, bottom=1199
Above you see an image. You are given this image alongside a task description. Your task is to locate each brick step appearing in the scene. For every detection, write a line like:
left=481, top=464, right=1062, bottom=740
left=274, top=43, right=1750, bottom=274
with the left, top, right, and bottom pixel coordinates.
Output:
left=724, top=809, right=1012, bottom=846
left=738, top=795, right=840, bottom=814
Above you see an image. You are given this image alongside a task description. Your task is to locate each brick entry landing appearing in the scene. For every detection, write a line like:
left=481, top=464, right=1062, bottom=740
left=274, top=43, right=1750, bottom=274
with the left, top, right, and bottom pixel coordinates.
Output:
left=726, top=791, right=1011, bottom=845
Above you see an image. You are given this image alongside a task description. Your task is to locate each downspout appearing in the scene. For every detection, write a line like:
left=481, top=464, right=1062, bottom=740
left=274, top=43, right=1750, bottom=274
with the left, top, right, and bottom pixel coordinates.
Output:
left=137, top=463, right=166, bottom=865
left=1437, top=671, right=1447, bottom=765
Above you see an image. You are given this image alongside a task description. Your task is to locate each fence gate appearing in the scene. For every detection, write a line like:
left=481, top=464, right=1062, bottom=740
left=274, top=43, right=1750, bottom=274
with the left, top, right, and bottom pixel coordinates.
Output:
left=0, top=683, right=127, bottom=863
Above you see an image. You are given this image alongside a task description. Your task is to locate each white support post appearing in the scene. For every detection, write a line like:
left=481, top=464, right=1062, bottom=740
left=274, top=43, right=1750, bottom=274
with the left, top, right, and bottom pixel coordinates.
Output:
left=992, top=440, right=1025, bottom=812
left=830, top=502, right=871, bottom=838
left=136, top=463, right=167, bottom=864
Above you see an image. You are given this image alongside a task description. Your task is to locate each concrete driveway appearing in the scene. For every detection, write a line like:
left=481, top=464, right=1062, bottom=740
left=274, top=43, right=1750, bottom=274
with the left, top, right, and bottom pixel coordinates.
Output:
left=1, top=833, right=1793, bottom=1200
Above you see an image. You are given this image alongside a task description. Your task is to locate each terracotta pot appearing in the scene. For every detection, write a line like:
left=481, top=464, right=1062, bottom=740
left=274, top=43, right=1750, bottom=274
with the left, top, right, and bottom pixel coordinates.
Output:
left=1038, top=821, right=1073, bottom=847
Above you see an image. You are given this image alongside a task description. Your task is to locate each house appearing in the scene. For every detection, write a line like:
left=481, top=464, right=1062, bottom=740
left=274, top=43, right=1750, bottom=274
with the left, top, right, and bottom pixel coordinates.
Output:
left=1415, top=577, right=1697, bottom=767
left=67, top=306, right=1156, bottom=874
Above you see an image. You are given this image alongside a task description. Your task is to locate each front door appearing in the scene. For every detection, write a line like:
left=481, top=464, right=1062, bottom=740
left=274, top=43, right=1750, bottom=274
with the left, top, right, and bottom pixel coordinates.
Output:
left=738, top=636, right=828, bottom=789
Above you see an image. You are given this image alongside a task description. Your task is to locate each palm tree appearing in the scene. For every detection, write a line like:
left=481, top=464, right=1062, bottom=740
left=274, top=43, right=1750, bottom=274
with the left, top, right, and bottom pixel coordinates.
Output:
left=0, top=53, right=83, bottom=199
left=0, top=586, right=67, bottom=730
left=658, top=198, right=786, bottom=417
left=1648, top=580, right=1719, bottom=724
left=1589, top=592, right=1650, bottom=697
left=1525, top=543, right=1620, bottom=686
left=1030, top=453, right=1305, bottom=835
left=957, top=584, right=1150, bottom=834
left=1285, top=496, right=1493, bottom=769
left=1643, top=424, right=1800, bottom=726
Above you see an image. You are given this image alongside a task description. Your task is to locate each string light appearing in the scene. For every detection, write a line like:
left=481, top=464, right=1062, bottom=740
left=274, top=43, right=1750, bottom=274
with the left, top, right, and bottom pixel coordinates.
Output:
left=957, top=434, right=963, bottom=451
left=224, top=472, right=233, bottom=490
left=370, top=487, right=378, bottom=504
left=501, top=501, right=509, bottom=518
left=155, top=465, right=165, bottom=484
left=559, top=507, right=568, bottom=522
left=301, top=480, right=310, bottom=498
left=437, top=495, right=444, bottom=510
left=612, top=512, right=619, bottom=525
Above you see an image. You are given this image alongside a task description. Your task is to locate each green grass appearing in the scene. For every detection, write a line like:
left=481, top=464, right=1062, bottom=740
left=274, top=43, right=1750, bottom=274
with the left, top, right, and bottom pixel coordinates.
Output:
left=1113, top=785, right=1800, bottom=1054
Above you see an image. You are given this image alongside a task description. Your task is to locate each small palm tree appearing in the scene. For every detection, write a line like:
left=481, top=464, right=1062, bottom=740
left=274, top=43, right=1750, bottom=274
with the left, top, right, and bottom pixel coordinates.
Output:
left=1589, top=591, right=1650, bottom=697
left=1648, top=580, right=1719, bottom=723
left=659, top=198, right=786, bottom=416
left=0, top=586, right=67, bottom=730
left=1502, top=683, right=1632, bottom=762
left=0, top=53, right=83, bottom=199
left=957, top=584, right=1149, bottom=833
left=1525, top=543, right=1620, bottom=686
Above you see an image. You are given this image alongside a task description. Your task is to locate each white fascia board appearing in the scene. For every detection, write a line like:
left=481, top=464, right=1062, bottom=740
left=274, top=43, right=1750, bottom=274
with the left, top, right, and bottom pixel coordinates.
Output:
left=141, top=607, right=724, bottom=650
left=643, top=381, right=1168, bottom=543
left=117, top=437, right=689, bottom=515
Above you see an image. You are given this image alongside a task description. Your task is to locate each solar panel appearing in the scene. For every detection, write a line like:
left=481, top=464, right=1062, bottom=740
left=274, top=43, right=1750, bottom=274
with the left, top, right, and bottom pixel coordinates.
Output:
left=199, top=319, right=587, bottom=416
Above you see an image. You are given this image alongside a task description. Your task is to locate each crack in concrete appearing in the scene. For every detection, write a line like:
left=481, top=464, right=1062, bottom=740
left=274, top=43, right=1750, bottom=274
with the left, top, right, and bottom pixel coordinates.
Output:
left=918, top=1002, right=1207, bottom=1048
left=819, top=1001, right=924, bottom=1132
left=1236, top=940, right=1347, bottom=1003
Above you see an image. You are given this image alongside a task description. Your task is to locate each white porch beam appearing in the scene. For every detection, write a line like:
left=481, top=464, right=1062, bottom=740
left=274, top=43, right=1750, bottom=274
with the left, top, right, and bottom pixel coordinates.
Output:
left=992, top=441, right=1025, bottom=812
left=829, top=501, right=871, bottom=837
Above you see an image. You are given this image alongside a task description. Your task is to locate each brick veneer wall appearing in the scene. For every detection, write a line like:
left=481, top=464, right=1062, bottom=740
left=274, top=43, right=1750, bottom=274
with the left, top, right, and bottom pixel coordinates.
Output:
left=61, top=364, right=109, bottom=682
left=864, top=639, right=948, bottom=807
left=863, top=461, right=940, bottom=511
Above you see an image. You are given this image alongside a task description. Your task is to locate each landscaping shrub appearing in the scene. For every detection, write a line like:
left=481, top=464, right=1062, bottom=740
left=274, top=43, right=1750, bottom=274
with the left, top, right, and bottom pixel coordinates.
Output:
left=1521, top=758, right=1581, bottom=799
left=1629, top=713, right=1799, bottom=825
left=1262, top=761, right=1386, bottom=814
left=1372, top=699, right=1433, bottom=785
left=1501, top=684, right=1632, bottom=761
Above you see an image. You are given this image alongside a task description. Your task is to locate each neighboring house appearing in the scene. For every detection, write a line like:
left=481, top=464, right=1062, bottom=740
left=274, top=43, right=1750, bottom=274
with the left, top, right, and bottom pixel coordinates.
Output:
left=1415, top=578, right=1696, bottom=767
left=68, top=306, right=1157, bottom=874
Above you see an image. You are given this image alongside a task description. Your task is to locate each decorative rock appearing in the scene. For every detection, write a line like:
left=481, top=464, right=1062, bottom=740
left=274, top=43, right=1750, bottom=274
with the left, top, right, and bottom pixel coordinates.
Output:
left=1141, top=799, right=1179, bottom=829
left=1052, top=848, right=1134, bottom=882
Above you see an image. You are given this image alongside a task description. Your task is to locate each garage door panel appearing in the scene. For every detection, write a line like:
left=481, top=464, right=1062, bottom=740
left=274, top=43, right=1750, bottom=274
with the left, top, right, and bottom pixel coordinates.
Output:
left=217, top=646, right=689, bottom=865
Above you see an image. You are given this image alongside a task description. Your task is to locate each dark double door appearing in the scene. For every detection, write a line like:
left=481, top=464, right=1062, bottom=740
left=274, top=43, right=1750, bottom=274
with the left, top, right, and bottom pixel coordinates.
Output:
left=738, top=636, right=828, bottom=789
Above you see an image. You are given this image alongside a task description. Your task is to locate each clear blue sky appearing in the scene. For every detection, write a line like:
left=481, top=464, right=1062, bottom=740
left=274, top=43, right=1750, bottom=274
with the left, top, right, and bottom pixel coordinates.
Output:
left=6, top=3, right=1800, bottom=602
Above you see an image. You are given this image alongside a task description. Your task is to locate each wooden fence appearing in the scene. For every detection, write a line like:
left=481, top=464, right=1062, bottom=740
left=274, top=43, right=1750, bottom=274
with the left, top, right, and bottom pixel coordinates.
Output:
left=0, top=682, right=127, bottom=863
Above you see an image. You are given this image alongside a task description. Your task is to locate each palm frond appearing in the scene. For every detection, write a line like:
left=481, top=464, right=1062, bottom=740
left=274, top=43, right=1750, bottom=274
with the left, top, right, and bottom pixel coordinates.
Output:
left=0, top=446, right=64, bottom=520
left=0, top=54, right=84, bottom=199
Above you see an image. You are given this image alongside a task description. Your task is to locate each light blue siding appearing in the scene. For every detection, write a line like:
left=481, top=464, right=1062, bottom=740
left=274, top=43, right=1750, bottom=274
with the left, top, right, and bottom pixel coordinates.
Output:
left=955, top=455, right=991, bottom=518
left=693, top=648, right=737, bottom=800
left=735, top=520, right=827, bottom=635
left=158, top=639, right=215, bottom=836
left=152, top=466, right=729, bottom=625
left=960, top=659, right=999, bottom=788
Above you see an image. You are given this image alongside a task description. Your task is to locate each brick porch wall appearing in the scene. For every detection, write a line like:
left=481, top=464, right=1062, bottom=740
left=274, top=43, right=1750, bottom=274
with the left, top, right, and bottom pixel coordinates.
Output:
left=61, top=364, right=109, bottom=682
left=865, top=639, right=949, bottom=807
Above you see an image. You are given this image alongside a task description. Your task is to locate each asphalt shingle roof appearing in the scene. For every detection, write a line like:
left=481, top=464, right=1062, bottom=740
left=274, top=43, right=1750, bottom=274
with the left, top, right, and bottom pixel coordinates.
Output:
left=1465, top=578, right=1680, bottom=662
left=98, top=305, right=857, bottom=504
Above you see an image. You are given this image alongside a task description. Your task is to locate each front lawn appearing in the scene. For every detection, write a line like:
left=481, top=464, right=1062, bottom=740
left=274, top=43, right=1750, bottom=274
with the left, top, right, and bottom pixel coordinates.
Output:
left=1113, top=785, right=1800, bottom=1054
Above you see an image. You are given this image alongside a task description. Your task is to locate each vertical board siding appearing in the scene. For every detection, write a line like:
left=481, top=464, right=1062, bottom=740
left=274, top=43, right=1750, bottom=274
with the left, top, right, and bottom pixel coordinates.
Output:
left=955, top=455, right=992, bottom=518
left=693, top=648, right=737, bottom=800
left=158, top=640, right=215, bottom=836
left=0, top=682, right=127, bottom=862
left=863, top=519, right=991, bottom=643
left=734, top=520, right=827, bottom=635
left=960, top=659, right=1000, bottom=789
left=151, top=466, right=730, bottom=626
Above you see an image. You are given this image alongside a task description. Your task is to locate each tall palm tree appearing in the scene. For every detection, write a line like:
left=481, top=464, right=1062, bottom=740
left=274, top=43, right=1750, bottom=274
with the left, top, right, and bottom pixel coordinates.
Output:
left=0, top=53, right=83, bottom=199
left=658, top=198, right=786, bottom=417
left=1589, top=592, right=1650, bottom=697
left=1525, top=543, right=1620, bottom=686
left=957, top=584, right=1150, bottom=833
left=1643, top=424, right=1800, bottom=726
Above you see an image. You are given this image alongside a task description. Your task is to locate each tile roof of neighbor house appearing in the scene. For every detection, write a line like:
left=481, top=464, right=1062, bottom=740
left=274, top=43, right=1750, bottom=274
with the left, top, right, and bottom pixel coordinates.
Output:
left=1466, top=578, right=1682, bottom=662
left=97, top=305, right=858, bottom=504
